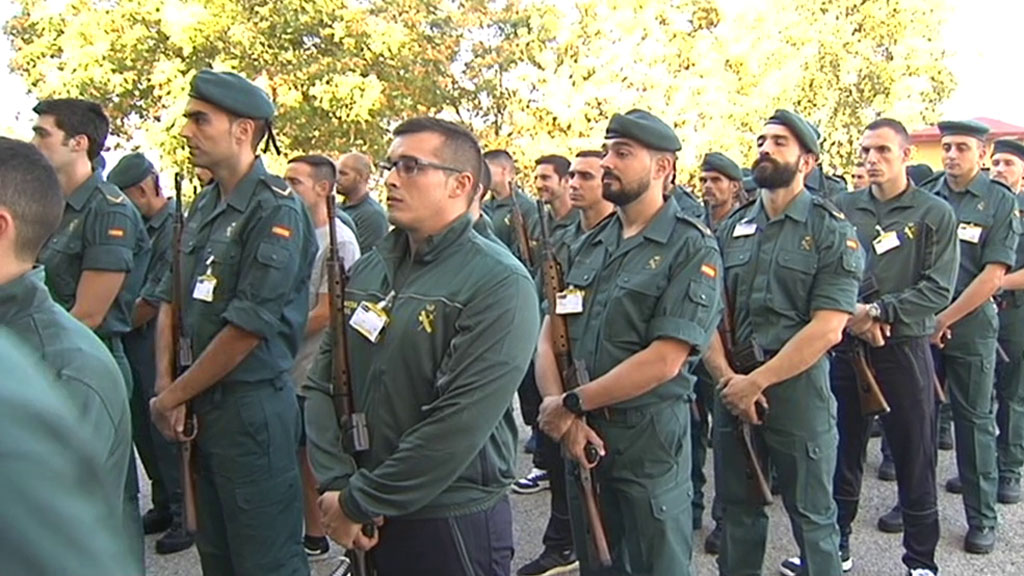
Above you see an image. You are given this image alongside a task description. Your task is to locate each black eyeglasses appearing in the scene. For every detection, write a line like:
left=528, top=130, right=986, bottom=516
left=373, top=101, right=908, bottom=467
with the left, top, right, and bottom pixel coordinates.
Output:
left=377, top=156, right=464, bottom=178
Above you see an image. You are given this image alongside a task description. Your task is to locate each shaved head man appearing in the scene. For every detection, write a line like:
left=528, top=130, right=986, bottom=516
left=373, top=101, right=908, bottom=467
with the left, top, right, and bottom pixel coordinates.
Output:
left=338, top=152, right=388, bottom=252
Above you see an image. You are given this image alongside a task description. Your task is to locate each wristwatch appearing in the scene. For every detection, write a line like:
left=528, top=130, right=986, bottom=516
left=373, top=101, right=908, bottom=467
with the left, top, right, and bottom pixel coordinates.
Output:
left=562, top=390, right=585, bottom=416
left=867, top=302, right=883, bottom=320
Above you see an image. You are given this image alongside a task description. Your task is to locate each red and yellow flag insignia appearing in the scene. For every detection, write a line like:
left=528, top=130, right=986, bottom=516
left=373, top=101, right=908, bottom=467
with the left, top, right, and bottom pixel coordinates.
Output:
left=846, top=238, right=859, bottom=250
left=700, top=263, right=717, bottom=278
left=271, top=225, right=292, bottom=238
left=107, top=228, right=125, bottom=238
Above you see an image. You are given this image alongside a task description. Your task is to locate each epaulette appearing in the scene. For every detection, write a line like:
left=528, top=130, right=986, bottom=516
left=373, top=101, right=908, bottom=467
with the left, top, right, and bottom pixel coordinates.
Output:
left=811, top=195, right=846, bottom=220
left=678, top=213, right=713, bottom=237
left=97, top=182, right=128, bottom=205
left=261, top=174, right=292, bottom=197
left=990, top=177, right=1014, bottom=195
left=918, top=170, right=945, bottom=192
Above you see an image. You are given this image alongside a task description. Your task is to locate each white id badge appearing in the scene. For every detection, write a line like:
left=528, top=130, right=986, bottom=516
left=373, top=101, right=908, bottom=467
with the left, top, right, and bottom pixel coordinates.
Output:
left=192, top=275, right=216, bottom=302
left=957, top=223, right=982, bottom=244
left=872, top=231, right=901, bottom=255
left=733, top=221, right=757, bottom=237
left=350, top=301, right=389, bottom=343
left=555, top=288, right=585, bottom=315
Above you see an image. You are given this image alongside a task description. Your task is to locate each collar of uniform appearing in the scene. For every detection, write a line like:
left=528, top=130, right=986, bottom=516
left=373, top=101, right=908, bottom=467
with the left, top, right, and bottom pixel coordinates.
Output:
left=222, top=158, right=268, bottom=212
left=753, top=188, right=812, bottom=223
left=147, top=198, right=174, bottom=233
left=550, top=207, right=580, bottom=230
left=942, top=170, right=988, bottom=197
left=385, top=213, right=473, bottom=264
left=0, top=266, right=50, bottom=324
left=595, top=196, right=679, bottom=246
left=67, top=171, right=103, bottom=212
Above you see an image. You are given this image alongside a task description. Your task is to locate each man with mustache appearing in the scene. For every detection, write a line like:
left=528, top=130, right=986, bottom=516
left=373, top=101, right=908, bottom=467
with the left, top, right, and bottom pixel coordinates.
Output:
left=149, top=69, right=317, bottom=575
left=703, top=110, right=863, bottom=576
left=924, top=121, right=1018, bottom=555
left=536, top=109, right=722, bottom=575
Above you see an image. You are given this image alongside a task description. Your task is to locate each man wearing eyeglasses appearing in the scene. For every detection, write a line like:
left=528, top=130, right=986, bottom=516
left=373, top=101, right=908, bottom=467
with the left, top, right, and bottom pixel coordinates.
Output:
left=305, top=117, right=539, bottom=575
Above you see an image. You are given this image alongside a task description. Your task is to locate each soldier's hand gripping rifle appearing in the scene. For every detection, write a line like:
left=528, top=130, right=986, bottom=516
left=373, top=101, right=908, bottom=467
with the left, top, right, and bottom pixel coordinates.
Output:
left=536, top=201, right=612, bottom=567
left=171, top=173, right=198, bottom=534
left=852, top=277, right=891, bottom=417
left=718, top=289, right=773, bottom=506
left=510, top=189, right=534, bottom=268
left=326, top=194, right=374, bottom=576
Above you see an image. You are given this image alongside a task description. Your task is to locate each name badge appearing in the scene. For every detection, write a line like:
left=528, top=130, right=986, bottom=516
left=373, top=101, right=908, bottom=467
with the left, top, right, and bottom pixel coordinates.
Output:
left=957, top=223, right=983, bottom=244
left=350, top=301, right=390, bottom=343
left=733, top=221, right=758, bottom=238
left=192, top=274, right=217, bottom=302
left=872, top=231, right=901, bottom=255
left=555, top=287, right=585, bottom=315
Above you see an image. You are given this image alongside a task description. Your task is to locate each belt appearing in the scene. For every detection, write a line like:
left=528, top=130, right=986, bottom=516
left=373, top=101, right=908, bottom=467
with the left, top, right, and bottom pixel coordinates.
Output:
left=588, top=400, right=680, bottom=425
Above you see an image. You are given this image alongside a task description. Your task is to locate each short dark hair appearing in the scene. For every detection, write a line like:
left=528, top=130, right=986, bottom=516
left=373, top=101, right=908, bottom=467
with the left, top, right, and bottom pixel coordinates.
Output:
left=479, top=160, right=492, bottom=195
left=0, top=138, right=64, bottom=260
left=535, top=155, right=570, bottom=179
left=483, top=149, right=516, bottom=170
left=575, top=150, right=604, bottom=160
left=393, top=117, right=482, bottom=186
left=228, top=115, right=268, bottom=153
left=32, top=99, right=109, bottom=160
left=865, top=118, right=910, bottom=144
left=288, top=154, right=338, bottom=188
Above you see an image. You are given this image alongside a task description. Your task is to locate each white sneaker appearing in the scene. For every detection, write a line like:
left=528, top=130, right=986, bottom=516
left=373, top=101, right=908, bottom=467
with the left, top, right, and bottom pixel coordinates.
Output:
left=909, top=570, right=936, bottom=576
left=512, top=467, right=550, bottom=494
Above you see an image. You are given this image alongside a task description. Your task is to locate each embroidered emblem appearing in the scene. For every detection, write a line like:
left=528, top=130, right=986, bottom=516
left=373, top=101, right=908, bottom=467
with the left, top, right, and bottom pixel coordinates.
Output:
left=418, top=303, right=436, bottom=333
left=801, top=235, right=814, bottom=251
left=647, top=255, right=662, bottom=270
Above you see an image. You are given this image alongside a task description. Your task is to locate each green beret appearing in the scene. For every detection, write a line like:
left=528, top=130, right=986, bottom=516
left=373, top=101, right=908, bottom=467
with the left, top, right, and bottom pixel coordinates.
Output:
left=765, top=109, right=820, bottom=156
left=107, top=152, right=154, bottom=190
left=701, top=152, right=743, bottom=182
left=189, top=69, right=275, bottom=120
left=993, top=139, right=1024, bottom=162
left=605, top=109, right=681, bottom=152
left=937, top=120, right=990, bottom=141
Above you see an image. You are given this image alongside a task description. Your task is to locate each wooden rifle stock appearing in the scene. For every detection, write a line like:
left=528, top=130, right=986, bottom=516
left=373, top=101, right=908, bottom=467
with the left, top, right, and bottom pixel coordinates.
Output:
left=171, top=173, right=198, bottom=534
left=326, top=195, right=374, bottom=576
left=850, top=340, right=890, bottom=417
left=537, top=203, right=612, bottom=567
left=718, top=291, right=773, bottom=506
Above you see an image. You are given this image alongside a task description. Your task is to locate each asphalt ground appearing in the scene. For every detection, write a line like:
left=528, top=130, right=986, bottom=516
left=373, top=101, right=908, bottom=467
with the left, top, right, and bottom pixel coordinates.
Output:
left=141, top=419, right=1024, bottom=575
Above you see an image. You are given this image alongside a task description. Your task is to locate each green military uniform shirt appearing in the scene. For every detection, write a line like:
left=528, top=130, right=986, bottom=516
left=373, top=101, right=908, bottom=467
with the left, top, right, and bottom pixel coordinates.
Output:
left=718, top=191, right=864, bottom=351
left=472, top=212, right=504, bottom=247
left=669, top=184, right=707, bottom=221
left=155, top=159, right=317, bottom=381
left=37, top=172, right=151, bottom=338
left=563, top=197, right=722, bottom=407
left=836, top=185, right=959, bottom=338
left=0, top=329, right=134, bottom=576
left=806, top=166, right=848, bottom=202
left=0, top=267, right=136, bottom=573
left=139, top=199, right=176, bottom=305
left=483, top=188, right=541, bottom=266
left=926, top=172, right=1019, bottom=295
left=343, top=194, right=389, bottom=253
left=305, top=214, right=539, bottom=524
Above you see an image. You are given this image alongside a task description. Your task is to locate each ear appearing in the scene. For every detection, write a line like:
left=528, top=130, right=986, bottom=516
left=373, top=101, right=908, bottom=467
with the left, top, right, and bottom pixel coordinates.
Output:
left=68, top=134, right=89, bottom=155
left=0, top=209, right=14, bottom=252
left=231, top=118, right=255, bottom=147
left=447, top=172, right=475, bottom=200
left=901, top=145, right=913, bottom=164
left=315, top=179, right=332, bottom=198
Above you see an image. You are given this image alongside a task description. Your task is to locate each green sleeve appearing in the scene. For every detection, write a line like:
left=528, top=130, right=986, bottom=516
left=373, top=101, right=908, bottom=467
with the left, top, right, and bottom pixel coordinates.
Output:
left=646, top=235, right=722, bottom=353
left=304, top=328, right=359, bottom=492
left=139, top=227, right=173, bottom=305
left=981, top=191, right=1019, bottom=268
left=82, top=204, right=136, bottom=272
left=343, top=271, right=540, bottom=522
left=221, top=204, right=310, bottom=339
left=809, top=221, right=863, bottom=314
left=877, top=203, right=959, bottom=324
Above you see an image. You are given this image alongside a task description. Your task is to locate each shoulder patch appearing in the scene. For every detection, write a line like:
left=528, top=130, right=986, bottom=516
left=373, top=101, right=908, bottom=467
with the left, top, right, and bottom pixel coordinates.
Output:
left=811, top=196, right=846, bottom=220
left=918, top=170, right=945, bottom=192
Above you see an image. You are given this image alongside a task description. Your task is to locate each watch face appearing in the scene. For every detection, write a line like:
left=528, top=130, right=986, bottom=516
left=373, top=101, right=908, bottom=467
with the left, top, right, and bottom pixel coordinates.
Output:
left=563, top=392, right=581, bottom=414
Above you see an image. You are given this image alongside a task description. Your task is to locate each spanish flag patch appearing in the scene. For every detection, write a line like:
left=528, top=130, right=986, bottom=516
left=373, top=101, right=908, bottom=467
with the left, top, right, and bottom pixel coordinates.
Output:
left=107, top=228, right=125, bottom=238
left=846, top=238, right=859, bottom=250
left=700, top=263, right=717, bottom=278
left=271, top=226, right=292, bottom=238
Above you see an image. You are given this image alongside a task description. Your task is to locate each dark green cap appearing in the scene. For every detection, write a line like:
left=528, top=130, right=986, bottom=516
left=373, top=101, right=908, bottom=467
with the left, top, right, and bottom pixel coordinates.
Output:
left=107, top=152, right=154, bottom=189
left=765, top=109, right=820, bottom=156
left=189, top=69, right=275, bottom=120
left=937, top=120, right=990, bottom=141
left=605, top=109, right=681, bottom=152
left=993, top=139, right=1024, bottom=162
left=701, top=152, right=743, bottom=182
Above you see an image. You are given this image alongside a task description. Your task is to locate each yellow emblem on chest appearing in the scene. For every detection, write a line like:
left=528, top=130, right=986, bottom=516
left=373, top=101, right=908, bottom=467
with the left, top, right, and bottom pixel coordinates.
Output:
left=646, top=255, right=662, bottom=270
left=418, top=304, right=436, bottom=333
left=801, top=235, right=814, bottom=251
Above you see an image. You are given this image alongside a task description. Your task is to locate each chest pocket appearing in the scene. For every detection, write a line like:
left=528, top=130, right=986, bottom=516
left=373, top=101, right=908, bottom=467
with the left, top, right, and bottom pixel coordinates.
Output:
left=39, top=232, right=84, bottom=303
left=608, top=269, right=665, bottom=346
left=771, top=249, right=817, bottom=316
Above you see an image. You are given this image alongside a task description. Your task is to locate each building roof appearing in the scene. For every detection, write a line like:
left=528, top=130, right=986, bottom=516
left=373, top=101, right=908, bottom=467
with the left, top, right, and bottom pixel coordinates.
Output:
left=912, top=117, right=1024, bottom=143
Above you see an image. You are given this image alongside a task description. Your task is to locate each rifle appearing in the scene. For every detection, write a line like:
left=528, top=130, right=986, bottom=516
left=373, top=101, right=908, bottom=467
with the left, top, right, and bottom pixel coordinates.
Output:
left=171, top=173, right=198, bottom=534
left=326, top=194, right=373, bottom=576
left=718, top=288, right=773, bottom=506
left=536, top=202, right=612, bottom=567
left=510, top=188, right=534, bottom=268
left=853, top=277, right=891, bottom=417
